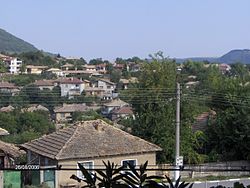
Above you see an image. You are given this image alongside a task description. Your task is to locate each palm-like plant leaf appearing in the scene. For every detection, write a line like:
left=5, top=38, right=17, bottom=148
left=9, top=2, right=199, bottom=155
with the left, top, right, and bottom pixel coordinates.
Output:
left=164, top=176, right=193, bottom=188
left=122, top=161, right=163, bottom=188
left=96, top=160, right=126, bottom=187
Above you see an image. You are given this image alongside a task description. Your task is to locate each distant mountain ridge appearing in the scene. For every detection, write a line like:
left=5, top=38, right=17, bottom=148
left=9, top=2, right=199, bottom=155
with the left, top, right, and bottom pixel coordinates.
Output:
left=0, top=27, right=249, bottom=64
left=176, top=49, right=250, bottom=64
left=0, top=28, right=38, bottom=54
left=219, top=49, right=250, bottom=64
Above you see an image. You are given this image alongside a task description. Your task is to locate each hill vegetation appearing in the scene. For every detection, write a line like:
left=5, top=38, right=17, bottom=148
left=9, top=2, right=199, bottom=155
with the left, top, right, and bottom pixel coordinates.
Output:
left=0, top=28, right=38, bottom=53
left=176, top=49, right=250, bottom=64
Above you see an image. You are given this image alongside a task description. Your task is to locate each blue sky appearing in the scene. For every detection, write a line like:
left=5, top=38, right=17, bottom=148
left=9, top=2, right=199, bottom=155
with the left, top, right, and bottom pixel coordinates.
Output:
left=1, top=0, right=250, bottom=60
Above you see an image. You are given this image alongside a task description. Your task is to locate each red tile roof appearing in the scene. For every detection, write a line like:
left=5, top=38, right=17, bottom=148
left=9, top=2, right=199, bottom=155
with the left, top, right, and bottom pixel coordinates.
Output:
left=113, top=106, right=133, bottom=115
left=57, top=77, right=83, bottom=84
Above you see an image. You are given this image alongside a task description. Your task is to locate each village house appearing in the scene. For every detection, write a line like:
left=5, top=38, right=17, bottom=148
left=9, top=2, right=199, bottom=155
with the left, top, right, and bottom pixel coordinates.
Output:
left=113, top=63, right=126, bottom=71
left=21, top=104, right=49, bottom=113
left=21, top=119, right=161, bottom=188
left=0, top=141, right=24, bottom=168
left=0, top=105, right=15, bottom=112
left=97, top=79, right=116, bottom=99
left=63, top=70, right=90, bottom=77
left=84, top=87, right=105, bottom=98
left=128, top=62, right=141, bottom=72
left=61, top=63, right=74, bottom=71
left=0, top=54, right=10, bottom=60
left=111, top=106, right=134, bottom=121
left=120, top=78, right=130, bottom=89
left=3, top=57, right=22, bottom=74
left=54, top=103, right=89, bottom=123
left=46, top=68, right=65, bottom=77
left=0, top=140, right=25, bottom=187
left=25, top=65, right=48, bottom=74
left=219, top=63, right=231, bottom=74
left=101, top=98, right=128, bottom=116
left=33, top=79, right=55, bottom=90
left=82, top=64, right=96, bottom=73
left=95, top=63, right=107, bottom=74
left=119, top=77, right=138, bottom=90
left=0, top=82, right=20, bottom=95
left=56, top=77, right=85, bottom=99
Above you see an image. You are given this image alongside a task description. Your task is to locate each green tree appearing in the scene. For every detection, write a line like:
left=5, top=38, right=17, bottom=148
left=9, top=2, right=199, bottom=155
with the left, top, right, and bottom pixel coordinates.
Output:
left=230, top=62, right=249, bottom=81
left=182, top=60, right=205, bottom=75
left=0, top=111, right=55, bottom=144
left=0, top=60, right=7, bottom=73
left=110, top=69, right=122, bottom=83
left=204, top=78, right=250, bottom=161
left=122, top=53, right=201, bottom=163
left=89, top=58, right=103, bottom=65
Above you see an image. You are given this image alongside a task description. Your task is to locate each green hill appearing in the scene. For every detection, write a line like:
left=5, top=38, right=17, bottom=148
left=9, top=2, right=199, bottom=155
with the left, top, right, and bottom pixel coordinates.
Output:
left=219, top=49, right=250, bottom=64
left=0, top=28, right=38, bottom=53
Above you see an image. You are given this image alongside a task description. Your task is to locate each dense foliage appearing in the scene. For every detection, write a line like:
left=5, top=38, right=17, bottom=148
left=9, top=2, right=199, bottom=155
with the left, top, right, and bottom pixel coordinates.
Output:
left=0, top=85, right=62, bottom=111
left=120, top=53, right=204, bottom=163
left=182, top=61, right=250, bottom=161
left=0, top=110, right=55, bottom=144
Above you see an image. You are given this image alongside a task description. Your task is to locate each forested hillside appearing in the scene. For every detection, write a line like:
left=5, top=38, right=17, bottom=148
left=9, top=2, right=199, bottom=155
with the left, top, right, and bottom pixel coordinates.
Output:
left=0, top=28, right=38, bottom=53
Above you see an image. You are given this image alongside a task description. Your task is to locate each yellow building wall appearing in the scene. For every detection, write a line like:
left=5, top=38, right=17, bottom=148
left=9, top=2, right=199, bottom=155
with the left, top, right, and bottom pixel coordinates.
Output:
left=56, top=152, right=157, bottom=187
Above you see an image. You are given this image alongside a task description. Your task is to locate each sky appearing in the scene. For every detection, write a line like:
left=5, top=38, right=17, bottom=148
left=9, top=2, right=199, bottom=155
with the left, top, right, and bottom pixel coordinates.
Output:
left=1, top=0, right=250, bottom=61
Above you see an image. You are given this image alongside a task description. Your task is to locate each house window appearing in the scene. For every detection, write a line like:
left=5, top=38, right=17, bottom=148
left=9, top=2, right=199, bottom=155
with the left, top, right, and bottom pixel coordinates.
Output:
left=77, top=161, right=94, bottom=179
left=121, top=159, right=137, bottom=169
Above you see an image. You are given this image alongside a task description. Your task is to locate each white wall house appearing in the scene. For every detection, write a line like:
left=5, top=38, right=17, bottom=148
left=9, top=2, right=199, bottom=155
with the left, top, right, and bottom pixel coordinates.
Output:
left=58, top=78, right=85, bottom=99
left=97, top=79, right=116, bottom=99
left=5, top=58, right=22, bottom=74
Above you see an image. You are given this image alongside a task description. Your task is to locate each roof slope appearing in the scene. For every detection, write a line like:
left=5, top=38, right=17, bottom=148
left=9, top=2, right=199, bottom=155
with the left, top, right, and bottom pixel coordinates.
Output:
left=0, top=82, right=18, bottom=89
left=0, top=140, right=24, bottom=158
left=34, top=79, right=55, bottom=86
left=22, top=120, right=161, bottom=160
left=104, top=99, right=128, bottom=107
left=54, top=103, right=88, bottom=113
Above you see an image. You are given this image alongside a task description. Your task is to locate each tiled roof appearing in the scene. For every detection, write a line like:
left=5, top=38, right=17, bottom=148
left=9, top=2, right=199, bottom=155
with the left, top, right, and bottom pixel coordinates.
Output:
left=61, top=63, right=74, bottom=67
left=22, top=104, right=49, bottom=112
left=26, top=65, right=48, bottom=69
left=98, top=79, right=116, bottom=85
left=47, top=68, right=62, bottom=72
left=0, top=82, right=18, bottom=89
left=57, top=77, right=83, bottom=84
left=0, top=140, right=24, bottom=158
left=54, top=103, right=88, bottom=113
left=112, top=106, right=133, bottom=115
left=34, top=80, right=55, bottom=86
left=21, top=120, right=162, bottom=160
left=104, top=99, right=128, bottom=107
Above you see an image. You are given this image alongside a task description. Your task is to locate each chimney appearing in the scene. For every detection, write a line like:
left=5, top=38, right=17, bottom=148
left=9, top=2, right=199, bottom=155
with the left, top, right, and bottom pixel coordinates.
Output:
left=93, top=122, right=99, bottom=131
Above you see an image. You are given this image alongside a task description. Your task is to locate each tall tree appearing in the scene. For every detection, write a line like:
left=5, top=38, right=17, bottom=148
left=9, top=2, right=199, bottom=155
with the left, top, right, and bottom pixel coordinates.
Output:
left=122, top=53, right=201, bottom=163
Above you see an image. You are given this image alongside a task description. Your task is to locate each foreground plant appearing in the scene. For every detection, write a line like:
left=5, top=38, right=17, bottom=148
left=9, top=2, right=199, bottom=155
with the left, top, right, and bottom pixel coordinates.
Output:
left=70, top=163, right=97, bottom=188
left=122, top=161, right=163, bottom=188
left=95, top=161, right=125, bottom=188
left=160, top=176, right=193, bottom=188
left=70, top=161, right=194, bottom=188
